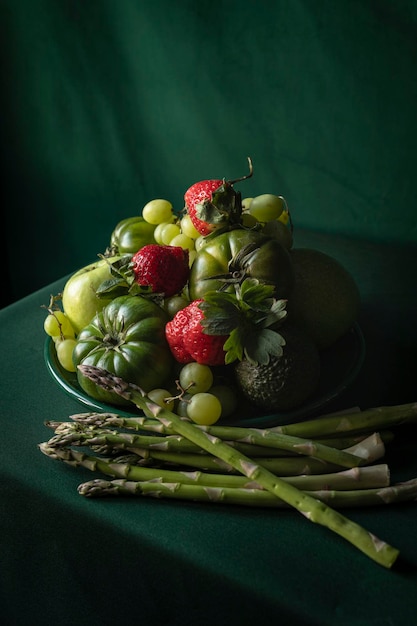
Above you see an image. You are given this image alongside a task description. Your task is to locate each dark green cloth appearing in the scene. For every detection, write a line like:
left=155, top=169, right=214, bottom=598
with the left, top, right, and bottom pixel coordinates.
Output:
left=1, top=0, right=417, bottom=306
left=1, top=229, right=417, bottom=626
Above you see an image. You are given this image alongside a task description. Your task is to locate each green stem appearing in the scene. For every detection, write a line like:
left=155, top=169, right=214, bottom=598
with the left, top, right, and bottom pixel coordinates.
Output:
left=69, top=412, right=394, bottom=451
left=124, top=448, right=364, bottom=476
left=77, top=477, right=417, bottom=510
left=42, top=422, right=387, bottom=478
left=273, top=402, right=417, bottom=438
left=46, top=419, right=368, bottom=469
left=38, top=443, right=390, bottom=491
left=45, top=420, right=343, bottom=459
left=76, top=365, right=401, bottom=568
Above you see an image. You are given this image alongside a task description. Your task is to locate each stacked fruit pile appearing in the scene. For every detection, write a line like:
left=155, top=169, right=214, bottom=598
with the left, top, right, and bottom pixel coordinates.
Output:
left=43, top=159, right=361, bottom=425
left=40, top=160, right=417, bottom=568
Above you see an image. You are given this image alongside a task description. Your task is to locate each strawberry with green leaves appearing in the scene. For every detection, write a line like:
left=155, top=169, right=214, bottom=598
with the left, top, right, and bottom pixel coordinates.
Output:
left=165, top=299, right=227, bottom=365
left=165, top=278, right=288, bottom=367
left=184, top=158, right=253, bottom=236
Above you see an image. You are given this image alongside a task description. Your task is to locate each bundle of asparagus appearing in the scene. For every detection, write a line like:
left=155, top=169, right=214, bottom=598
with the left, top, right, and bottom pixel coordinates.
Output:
left=39, top=364, right=417, bottom=569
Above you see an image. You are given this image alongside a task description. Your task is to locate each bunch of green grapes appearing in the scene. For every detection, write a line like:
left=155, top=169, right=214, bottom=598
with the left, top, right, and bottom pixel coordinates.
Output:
left=141, top=199, right=199, bottom=267
left=147, top=362, right=237, bottom=426
left=141, top=195, right=293, bottom=263
left=44, top=308, right=77, bottom=372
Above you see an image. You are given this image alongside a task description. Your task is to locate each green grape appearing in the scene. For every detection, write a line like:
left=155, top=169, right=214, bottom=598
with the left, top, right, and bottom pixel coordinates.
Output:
left=160, top=222, right=181, bottom=245
left=186, top=393, right=222, bottom=425
left=169, top=233, right=195, bottom=251
left=180, top=214, right=201, bottom=239
left=142, top=199, right=174, bottom=225
left=44, top=311, right=75, bottom=339
left=241, top=197, right=253, bottom=210
left=147, top=388, right=175, bottom=411
left=179, top=362, right=214, bottom=394
left=209, top=384, right=238, bottom=418
left=176, top=393, right=192, bottom=417
left=249, top=194, right=285, bottom=222
left=278, top=209, right=290, bottom=225
left=56, top=338, right=77, bottom=372
left=154, top=221, right=173, bottom=244
left=164, top=295, right=189, bottom=318
left=241, top=212, right=258, bottom=228
left=53, top=334, right=74, bottom=344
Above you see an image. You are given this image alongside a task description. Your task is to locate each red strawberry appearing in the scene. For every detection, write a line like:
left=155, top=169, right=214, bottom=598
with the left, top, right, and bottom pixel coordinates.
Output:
left=184, top=179, right=224, bottom=236
left=184, top=158, right=254, bottom=236
left=165, top=299, right=227, bottom=366
left=131, top=244, right=189, bottom=297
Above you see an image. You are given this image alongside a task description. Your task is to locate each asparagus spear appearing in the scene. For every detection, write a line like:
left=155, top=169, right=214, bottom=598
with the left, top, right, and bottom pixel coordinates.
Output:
left=45, top=420, right=370, bottom=469
left=38, top=443, right=390, bottom=491
left=44, top=420, right=384, bottom=476
left=76, top=364, right=401, bottom=568
left=49, top=419, right=285, bottom=457
left=123, top=433, right=384, bottom=475
left=273, top=402, right=417, bottom=438
left=77, top=476, right=417, bottom=509
left=69, top=412, right=394, bottom=450
left=122, top=448, right=343, bottom=475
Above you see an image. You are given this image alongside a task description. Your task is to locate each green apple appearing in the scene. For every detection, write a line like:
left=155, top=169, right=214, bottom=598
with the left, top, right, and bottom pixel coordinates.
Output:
left=62, top=257, right=122, bottom=334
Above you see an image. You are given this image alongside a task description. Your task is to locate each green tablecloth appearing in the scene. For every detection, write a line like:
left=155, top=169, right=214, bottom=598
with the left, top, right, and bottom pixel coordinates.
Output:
left=2, top=229, right=417, bottom=626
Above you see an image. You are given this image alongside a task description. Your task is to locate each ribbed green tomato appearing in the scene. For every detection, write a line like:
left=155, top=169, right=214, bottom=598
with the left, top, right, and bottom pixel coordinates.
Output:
left=73, top=295, right=174, bottom=406
left=188, top=229, right=294, bottom=301
left=110, top=216, right=156, bottom=254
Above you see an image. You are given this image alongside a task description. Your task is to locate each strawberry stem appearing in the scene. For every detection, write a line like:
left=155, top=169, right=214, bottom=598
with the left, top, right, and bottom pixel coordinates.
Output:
left=226, top=156, right=254, bottom=186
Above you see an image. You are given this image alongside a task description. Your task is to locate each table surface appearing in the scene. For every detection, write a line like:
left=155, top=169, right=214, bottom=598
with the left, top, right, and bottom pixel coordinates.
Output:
left=2, top=229, right=417, bottom=626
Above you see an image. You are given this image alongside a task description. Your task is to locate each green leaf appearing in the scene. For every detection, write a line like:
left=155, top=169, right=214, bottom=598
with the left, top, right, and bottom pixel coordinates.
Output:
left=244, top=328, right=286, bottom=365
left=263, top=299, right=288, bottom=327
left=127, top=283, right=153, bottom=297
left=199, top=298, right=240, bottom=335
left=201, top=290, right=238, bottom=307
left=240, top=278, right=275, bottom=306
left=196, top=200, right=229, bottom=225
left=194, top=278, right=288, bottom=365
left=210, top=183, right=243, bottom=223
left=95, top=277, right=129, bottom=298
left=223, top=328, right=245, bottom=364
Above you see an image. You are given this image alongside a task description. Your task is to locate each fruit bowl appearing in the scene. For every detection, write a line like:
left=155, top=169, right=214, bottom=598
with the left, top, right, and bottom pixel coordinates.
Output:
left=44, top=322, right=365, bottom=428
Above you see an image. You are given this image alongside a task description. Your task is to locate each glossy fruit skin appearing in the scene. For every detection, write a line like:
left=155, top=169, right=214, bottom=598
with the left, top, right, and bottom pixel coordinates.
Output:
left=62, top=256, right=123, bottom=335
left=189, top=229, right=294, bottom=301
left=184, top=179, right=224, bottom=236
left=131, top=244, right=190, bottom=297
left=110, top=216, right=156, bottom=254
left=165, top=299, right=226, bottom=366
left=73, top=295, right=174, bottom=406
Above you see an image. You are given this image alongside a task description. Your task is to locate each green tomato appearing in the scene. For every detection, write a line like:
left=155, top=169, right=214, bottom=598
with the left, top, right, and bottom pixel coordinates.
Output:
left=73, top=295, right=174, bottom=406
left=110, top=216, right=156, bottom=254
left=188, top=229, right=294, bottom=301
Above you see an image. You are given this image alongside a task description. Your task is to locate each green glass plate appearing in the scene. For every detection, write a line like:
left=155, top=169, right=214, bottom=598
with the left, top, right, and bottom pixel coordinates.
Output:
left=44, top=323, right=365, bottom=428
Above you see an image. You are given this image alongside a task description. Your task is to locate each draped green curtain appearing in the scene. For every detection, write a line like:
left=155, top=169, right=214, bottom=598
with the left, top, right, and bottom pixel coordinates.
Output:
left=2, top=0, right=417, bottom=305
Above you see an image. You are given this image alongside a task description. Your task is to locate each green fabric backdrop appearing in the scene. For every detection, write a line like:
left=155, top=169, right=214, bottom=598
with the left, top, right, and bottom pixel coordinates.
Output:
left=2, top=0, right=417, bottom=307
